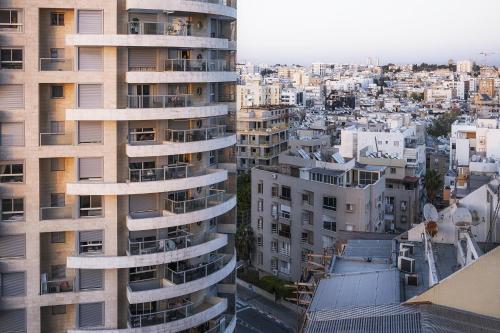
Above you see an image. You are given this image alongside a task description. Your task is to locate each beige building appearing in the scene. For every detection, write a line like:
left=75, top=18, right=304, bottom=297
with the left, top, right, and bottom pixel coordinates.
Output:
left=236, top=106, right=289, bottom=172
left=0, top=1, right=237, bottom=332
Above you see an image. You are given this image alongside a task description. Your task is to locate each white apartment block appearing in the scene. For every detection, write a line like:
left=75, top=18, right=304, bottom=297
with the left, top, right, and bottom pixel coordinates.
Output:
left=456, top=60, right=473, bottom=74
left=236, top=79, right=280, bottom=110
left=0, top=1, right=237, bottom=332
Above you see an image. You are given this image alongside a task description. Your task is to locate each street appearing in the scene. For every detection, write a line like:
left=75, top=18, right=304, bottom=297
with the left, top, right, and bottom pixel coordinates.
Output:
left=236, top=284, right=300, bottom=333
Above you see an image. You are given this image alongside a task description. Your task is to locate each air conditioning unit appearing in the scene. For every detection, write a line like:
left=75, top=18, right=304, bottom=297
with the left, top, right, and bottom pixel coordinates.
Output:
left=400, top=243, right=415, bottom=255
left=399, top=248, right=409, bottom=257
left=272, top=269, right=278, bottom=276
left=271, top=174, right=277, bottom=179
left=398, top=256, right=416, bottom=274
left=405, top=274, right=419, bottom=286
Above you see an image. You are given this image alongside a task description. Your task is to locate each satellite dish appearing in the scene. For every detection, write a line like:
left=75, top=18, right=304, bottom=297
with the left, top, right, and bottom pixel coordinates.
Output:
left=423, top=203, right=439, bottom=223
left=452, top=207, right=472, bottom=228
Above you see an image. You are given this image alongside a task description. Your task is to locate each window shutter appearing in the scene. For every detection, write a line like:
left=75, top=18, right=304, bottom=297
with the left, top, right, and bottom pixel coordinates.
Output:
left=1, top=272, right=26, bottom=297
left=0, top=85, right=24, bottom=110
left=0, top=122, right=24, bottom=146
left=79, top=158, right=103, bottom=180
left=78, top=84, right=103, bottom=108
left=79, top=122, right=103, bottom=144
left=78, top=10, right=103, bottom=34
left=0, top=235, right=26, bottom=258
left=0, top=309, right=26, bottom=332
left=128, top=48, right=157, bottom=70
left=79, top=269, right=103, bottom=290
left=78, top=48, right=103, bottom=71
left=79, top=230, right=103, bottom=243
left=78, top=302, right=104, bottom=328
left=129, top=194, right=157, bottom=213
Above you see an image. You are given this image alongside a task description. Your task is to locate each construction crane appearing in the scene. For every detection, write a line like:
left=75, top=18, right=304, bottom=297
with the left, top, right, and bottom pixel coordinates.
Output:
left=479, top=52, right=495, bottom=66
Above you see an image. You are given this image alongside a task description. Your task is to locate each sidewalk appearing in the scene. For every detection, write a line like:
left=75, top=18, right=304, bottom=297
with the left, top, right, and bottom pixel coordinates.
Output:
left=237, top=283, right=301, bottom=332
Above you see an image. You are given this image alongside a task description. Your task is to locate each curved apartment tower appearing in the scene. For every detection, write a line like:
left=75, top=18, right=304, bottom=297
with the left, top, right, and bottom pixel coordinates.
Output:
left=0, top=1, right=237, bottom=332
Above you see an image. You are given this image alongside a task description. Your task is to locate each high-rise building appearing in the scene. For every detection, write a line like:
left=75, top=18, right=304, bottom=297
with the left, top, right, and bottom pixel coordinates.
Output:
left=0, top=1, right=238, bottom=332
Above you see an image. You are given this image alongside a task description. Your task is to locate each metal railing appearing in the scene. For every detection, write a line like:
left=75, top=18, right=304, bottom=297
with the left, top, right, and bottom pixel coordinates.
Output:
left=164, top=59, right=231, bottom=72
left=202, top=315, right=232, bottom=333
left=188, top=0, right=237, bottom=8
left=128, top=299, right=193, bottom=328
left=128, top=164, right=190, bottom=183
left=165, top=125, right=227, bottom=143
left=39, top=58, right=73, bottom=71
left=40, top=206, right=73, bottom=220
left=39, top=133, right=73, bottom=146
left=127, top=95, right=194, bottom=109
left=0, top=23, right=23, bottom=32
left=41, top=278, right=75, bottom=294
left=165, top=254, right=227, bottom=285
left=128, top=230, right=193, bottom=255
left=128, top=22, right=190, bottom=36
left=165, top=189, right=227, bottom=214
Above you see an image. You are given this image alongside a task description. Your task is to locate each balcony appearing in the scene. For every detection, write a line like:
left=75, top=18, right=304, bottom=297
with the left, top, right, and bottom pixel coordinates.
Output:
left=39, top=133, right=74, bottom=146
left=126, top=127, right=236, bottom=157
left=66, top=168, right=227, bottom=196
left=127, top=297, right=227, bottom=332
left=66, top=233, right=228, bottom=269
left=40, top=278, right=75, bottom=295
left=39, top=58, right=73, bottom=71
left=126, top=193, right=236, bottom=231
left=127, top=230, right=193, bottom=256
left=40, top=206, right=74, bottom=220
left=127, top=0, right=237, bottom=13
left=127, top=254, right=236, bottom=303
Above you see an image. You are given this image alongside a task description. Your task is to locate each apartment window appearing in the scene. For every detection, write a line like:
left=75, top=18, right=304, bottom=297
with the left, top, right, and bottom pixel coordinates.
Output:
left=209, top=150, right=216, bottom=165
left=78, top=47, right=103, bottom=71
left=322, top=235, right=334, bottom=249
left=0, top=235, right=25, bottom=258
left=51, top=232, right=65, bottom=244
left=302, top=191, right=313, bottom=205
left=257, top=199, right=263, bottom=212
left=401, top=201, right=407, bottom=212
left=257, top=217, right=263, bottom=230
left=80, top=196, right=103, bottom=217
left=78, top=302, right=104, bottom=328
left=346, top=203, right=355, bottom=213
left=52, top=305, right=66, bottom=315
left=302, top=211, right=313, bottom=225
left=79, top=269, right=103, bottom=290
left=1, top=272, right=26, bottom=297
left=271, top=184, right=279, bottom=197
left=280, top=204, right=291, bottom=219
left=323, top=218, right=336, bottom=232
left=79, top=122, right=103, bottom=144
left=359, top=171, right=379, bottom=186
left=51, top=85, right=64, bottom=99
left=322, top=196, right=336, bottom=211
left=280, top=186, right=291, bottom=200
left=50, top=12, right=65, bottom=26
left=0, top=122, right=24, bottom=146
left=78, top=84, right=103, bottom=108
left=271, top=240, right=278, bottom=253
left=257, top=235, right=263, bottom=247
left=257, top=181, right=263, bottom=194
left=0, top=9, right=22, bottom=32
left=79, top=157, right=103, bottom=180
left=51, top=264, right=66, bottom=279
left=79, top=230, right=103, bottom=254
left=390, top=167, right=397, bottom=174
left=0, top=48, right=23, bottom=69
left=129, top=128, right=156, bottom=143
left=0, top=162, right=24, bottom=183
left=0, top=84, right=24, bottom=110
left=1, top=198, right=24, bottom=222
left=271, top=202, right=279, bottom=219
left=51, top=158, right=65, bottom=172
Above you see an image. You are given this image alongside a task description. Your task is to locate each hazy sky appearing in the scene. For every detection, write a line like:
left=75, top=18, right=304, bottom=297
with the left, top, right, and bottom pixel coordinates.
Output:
left=237, top=0, right=500, bottom=65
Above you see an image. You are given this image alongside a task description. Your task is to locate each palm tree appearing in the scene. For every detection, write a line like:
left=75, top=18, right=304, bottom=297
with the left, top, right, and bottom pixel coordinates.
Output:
left=235, top=223, right=255, bottom=264
left=424, top=169, right=443, bottom=204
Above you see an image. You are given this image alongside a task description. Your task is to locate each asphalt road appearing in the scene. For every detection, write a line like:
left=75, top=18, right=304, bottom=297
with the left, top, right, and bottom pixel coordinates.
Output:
left=236, top=284, right=300, bottom=333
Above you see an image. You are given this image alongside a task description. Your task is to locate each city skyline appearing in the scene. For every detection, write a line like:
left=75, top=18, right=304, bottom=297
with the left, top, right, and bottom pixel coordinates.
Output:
left=238, top=0, right=500, bottom=66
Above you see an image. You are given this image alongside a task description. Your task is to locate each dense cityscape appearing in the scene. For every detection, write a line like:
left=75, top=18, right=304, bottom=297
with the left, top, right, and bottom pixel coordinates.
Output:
left=0, top=1, right=499, bottom=333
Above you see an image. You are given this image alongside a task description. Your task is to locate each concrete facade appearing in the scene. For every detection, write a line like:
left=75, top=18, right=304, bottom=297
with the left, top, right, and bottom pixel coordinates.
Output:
left=0, top=1, right=237, bottom=332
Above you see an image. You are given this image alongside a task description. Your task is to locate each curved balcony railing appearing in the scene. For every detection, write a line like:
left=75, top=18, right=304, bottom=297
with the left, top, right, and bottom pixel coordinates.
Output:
left=165, top=254, right=228, bottom=285
left=128, top=299, right=193, bottom=328
left=128, top=94, right=194, bottom=109
left=165, top=189, right=228, bottom=215
left=127, top=22, right=234, bottom=40
left=188, top=0, right=237, bottom=8
left=164, top=59, right=232, bottom=72
left=165, top=125, right=227, bottom=143
left=128, top=163, right=190, bottom=183
left=128, top=230, right=194, bottom=256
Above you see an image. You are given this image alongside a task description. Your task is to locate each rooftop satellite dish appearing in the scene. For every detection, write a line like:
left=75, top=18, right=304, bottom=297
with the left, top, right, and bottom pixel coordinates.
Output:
left=423, top=203, right=439, bottom=223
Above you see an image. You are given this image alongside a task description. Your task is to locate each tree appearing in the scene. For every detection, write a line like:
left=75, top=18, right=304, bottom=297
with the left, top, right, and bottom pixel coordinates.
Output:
left=260, top=69, right=277, bottom=77
left=424, top=170, right=443, bottom=204
left=237, top=173, right=251, bottom=223
left=235, top=223, right=255, bottom=263
left=426, top=111, right=459, bottom=138
left=410, top=92, right=424, bottom=102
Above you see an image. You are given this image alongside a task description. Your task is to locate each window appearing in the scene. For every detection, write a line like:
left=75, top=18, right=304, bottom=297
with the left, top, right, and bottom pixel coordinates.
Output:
left=302, top=211, right=313, bottom=225
left=79, top=195, right=103, bottom=217
left=129, top=128, right=156, bottom=143
left=51, top=264, right=66, bottom=279
left=129, top=266, right=157, bottom=282
left=271, top=203, right=278, bottom=219
left=257, top=199, right=263, bottom=212
left=52, top=305, right=66, bottom=315
left=280, top=205, right=290, bottom=219
left=257, top=217, right=263, bottom=230
left=1, top=272, right=25, bottom=297
left=390, top=167, right=397, bottom=174
left=79, top=122, right=103, bottom=144
left=51, top=194, right=65, bottom=208
left=0, top=48, right=23, bottom=69
left=323, top=218, right=336, bottom=232
left=50, top=12, right=64, bottom=26
left=1, top=198, right=24, bottom=222
left=271, top=240, right=278, bottom=253
left=323, top=196, right=336, bottom=211
left=0, top=122, right=24, bottom=146
left=79, top=157, right=103, bottom=180
left=257, top=235, right=263, bottom=247
left=79, top=230, right=103, bottom=254
left=51, top=232, right=65, bottom=243
left=322, top=235, right=334, bottom=249
left=302, top=191, right=313, bottom=205
left=51, top=158, right=65, bottom=172
left=271, top=184, right=279, bottom=197
left=0, top=162, right=24, bottom=183
left=346, top=203, right=355, bottom=212
left=0, top=9, right=22, bottom=32
left=401, top=201, right=407, bottom=212
left=257, top=181, right=263, bottom=194
left=280, top=186, right=291, bottom=200
left=51, top=85, right=64, bottom=99
left=359, top=171, right=379, bottom=186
